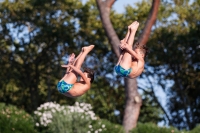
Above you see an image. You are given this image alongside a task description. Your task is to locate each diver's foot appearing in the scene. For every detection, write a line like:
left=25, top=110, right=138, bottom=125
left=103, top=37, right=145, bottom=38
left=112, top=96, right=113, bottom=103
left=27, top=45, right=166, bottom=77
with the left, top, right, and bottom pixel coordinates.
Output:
left=82, top=45, right=95, bottom=53
left=128, top=21, right=139, bottom=32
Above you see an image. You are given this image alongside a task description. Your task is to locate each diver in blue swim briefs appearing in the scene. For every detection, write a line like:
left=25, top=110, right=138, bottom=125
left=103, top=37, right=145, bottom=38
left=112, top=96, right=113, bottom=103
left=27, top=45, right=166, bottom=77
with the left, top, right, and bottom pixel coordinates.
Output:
left=114, top=65, right=132, bottom=77
left=57, top=45, right=95, bottom=98
left=57, top=80, right=74, bottom=94
left=114, top=21, right=148, bottom=79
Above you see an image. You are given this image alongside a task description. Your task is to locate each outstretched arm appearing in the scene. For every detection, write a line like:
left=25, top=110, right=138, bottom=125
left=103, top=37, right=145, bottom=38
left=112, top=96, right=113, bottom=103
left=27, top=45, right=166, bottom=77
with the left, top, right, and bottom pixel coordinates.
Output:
left=120, top=42, right=143, bottom=60
left=61, top=65, right=90, bottom=85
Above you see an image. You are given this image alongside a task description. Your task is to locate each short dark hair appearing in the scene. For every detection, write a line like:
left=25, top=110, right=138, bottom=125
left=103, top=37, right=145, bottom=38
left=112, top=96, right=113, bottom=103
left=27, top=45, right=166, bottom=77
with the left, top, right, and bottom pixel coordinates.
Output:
left=83, top=68, right=94, bottom=83
left=133, top=42, right=148, bottom=57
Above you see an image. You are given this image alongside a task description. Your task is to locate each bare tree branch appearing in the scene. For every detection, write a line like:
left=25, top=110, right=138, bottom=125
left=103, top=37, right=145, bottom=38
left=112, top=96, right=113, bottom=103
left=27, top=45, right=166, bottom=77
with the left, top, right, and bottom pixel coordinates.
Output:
left=138, top=86, right=151, bottom=94
left=145, top=75, right=172, bottom=125
left=138, top=0, right=160, bottom=45
left=106, top=0, right=116, bottom=8
left=96, top=0, right=160, bottom=132
left=96, top=0, right=120, bottom=57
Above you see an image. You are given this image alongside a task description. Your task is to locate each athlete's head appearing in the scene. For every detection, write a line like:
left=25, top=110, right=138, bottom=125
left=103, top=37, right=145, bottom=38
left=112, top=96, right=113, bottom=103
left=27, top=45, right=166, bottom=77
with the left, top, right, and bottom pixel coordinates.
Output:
left=83, top=68, right=94, bottom=83
left=133, top=42, right=148, bottom=58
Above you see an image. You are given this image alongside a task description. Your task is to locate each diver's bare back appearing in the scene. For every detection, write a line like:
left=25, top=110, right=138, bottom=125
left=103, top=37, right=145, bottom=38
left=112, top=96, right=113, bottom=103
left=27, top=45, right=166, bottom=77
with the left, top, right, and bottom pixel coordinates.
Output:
left=67, top=81, right=90, bottom=96
left=128, top=60, right=144, bottom=78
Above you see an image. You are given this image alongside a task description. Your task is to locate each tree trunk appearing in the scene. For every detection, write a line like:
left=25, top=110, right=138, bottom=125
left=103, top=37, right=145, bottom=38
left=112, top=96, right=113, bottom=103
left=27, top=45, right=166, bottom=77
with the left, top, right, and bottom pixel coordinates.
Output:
left=123, top=78, right=142, bottom=130
left=96, top=0, right=160, bottom=132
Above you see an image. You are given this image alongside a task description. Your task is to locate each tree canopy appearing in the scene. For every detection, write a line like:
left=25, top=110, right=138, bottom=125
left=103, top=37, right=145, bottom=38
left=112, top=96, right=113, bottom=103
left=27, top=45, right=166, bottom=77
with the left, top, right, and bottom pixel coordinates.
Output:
left=0, top=0, right=200, bottom=131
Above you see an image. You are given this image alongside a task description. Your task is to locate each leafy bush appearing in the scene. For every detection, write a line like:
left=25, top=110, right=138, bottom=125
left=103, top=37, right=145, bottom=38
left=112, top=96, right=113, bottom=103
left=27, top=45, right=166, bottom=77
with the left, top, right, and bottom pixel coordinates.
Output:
left=92, top=119, right=125, bottom=133
left=190, top=125, right=200, bottom=133
left=130, top=123, right=180, bottom=133
left=34, top=102, right=125, bottom=133
left=48, top=102, right=97, bottom=133
left=33, top=102, right=62, bottom=133
left=130, top=123, right=200, bottom=133
left=34, top=102, right=200, bottom=133
left=34, top=102, right=98, bottom=133
left=0, top=103, right=36, bottom=133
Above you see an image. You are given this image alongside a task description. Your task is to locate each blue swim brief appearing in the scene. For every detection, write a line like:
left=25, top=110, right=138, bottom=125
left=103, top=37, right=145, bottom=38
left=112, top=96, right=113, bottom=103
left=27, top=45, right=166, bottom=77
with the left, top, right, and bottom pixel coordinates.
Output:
left=57, top=80, right=74, bottom=94
left=114, top=65, right=132, bottom=77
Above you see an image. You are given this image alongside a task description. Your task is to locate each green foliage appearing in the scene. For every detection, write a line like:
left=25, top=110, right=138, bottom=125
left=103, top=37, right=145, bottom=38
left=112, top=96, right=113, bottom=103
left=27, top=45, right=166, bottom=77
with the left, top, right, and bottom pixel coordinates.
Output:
left=2, top=101, right=200, bottom=133
left=0, top=103, right=36, bottom=133
left=34, top=102, right=99, bottom=133
left=0, top=0, right=85, bottom=112
left=49, top=110, right=93, bottom=133
left=48, top=104, right=97, bottom=133
left=0, top=0, right=164, bottom=126
left=130, top=123, right=180, bottom=133
left=146, top=0, right=200, bottom=130
left=189, top=125, right=200, bottom=133
left=3, top=0, right=200, bottom=130
left=138, top=90, right=163, bottom=123
left=130, top=123, right=200, bottom=133
left=33, top=101, right=124, bottom=133
left=92, top=119, right=125, bottom=133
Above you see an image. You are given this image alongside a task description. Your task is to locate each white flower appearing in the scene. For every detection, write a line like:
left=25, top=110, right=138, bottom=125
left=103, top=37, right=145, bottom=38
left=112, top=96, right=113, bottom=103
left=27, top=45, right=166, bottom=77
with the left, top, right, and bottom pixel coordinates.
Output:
left=75, top=102, right=79, bottom=106
left=38, top=112, right=42, bottom=116
left=89, top=125, right=92, bottom=128
left=35, top=123, right=39, bottom=126
left=37, top=107, right=42, bottom=110
left=80, top=103, right=84, bottom=107
left=35, top=102, right=97, bottom=127
left=63, top=110, right=67, bottom=115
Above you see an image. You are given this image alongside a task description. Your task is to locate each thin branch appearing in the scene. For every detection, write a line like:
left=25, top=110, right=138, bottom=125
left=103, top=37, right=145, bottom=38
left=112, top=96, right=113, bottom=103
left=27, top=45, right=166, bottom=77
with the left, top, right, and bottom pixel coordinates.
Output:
left=146, top=75, right=173, bottom=125
left=96, top=0, right=121, bottom=57
left=138, top=86, right=151, bottom=95
left=138, top=0, right=160, bottom=45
